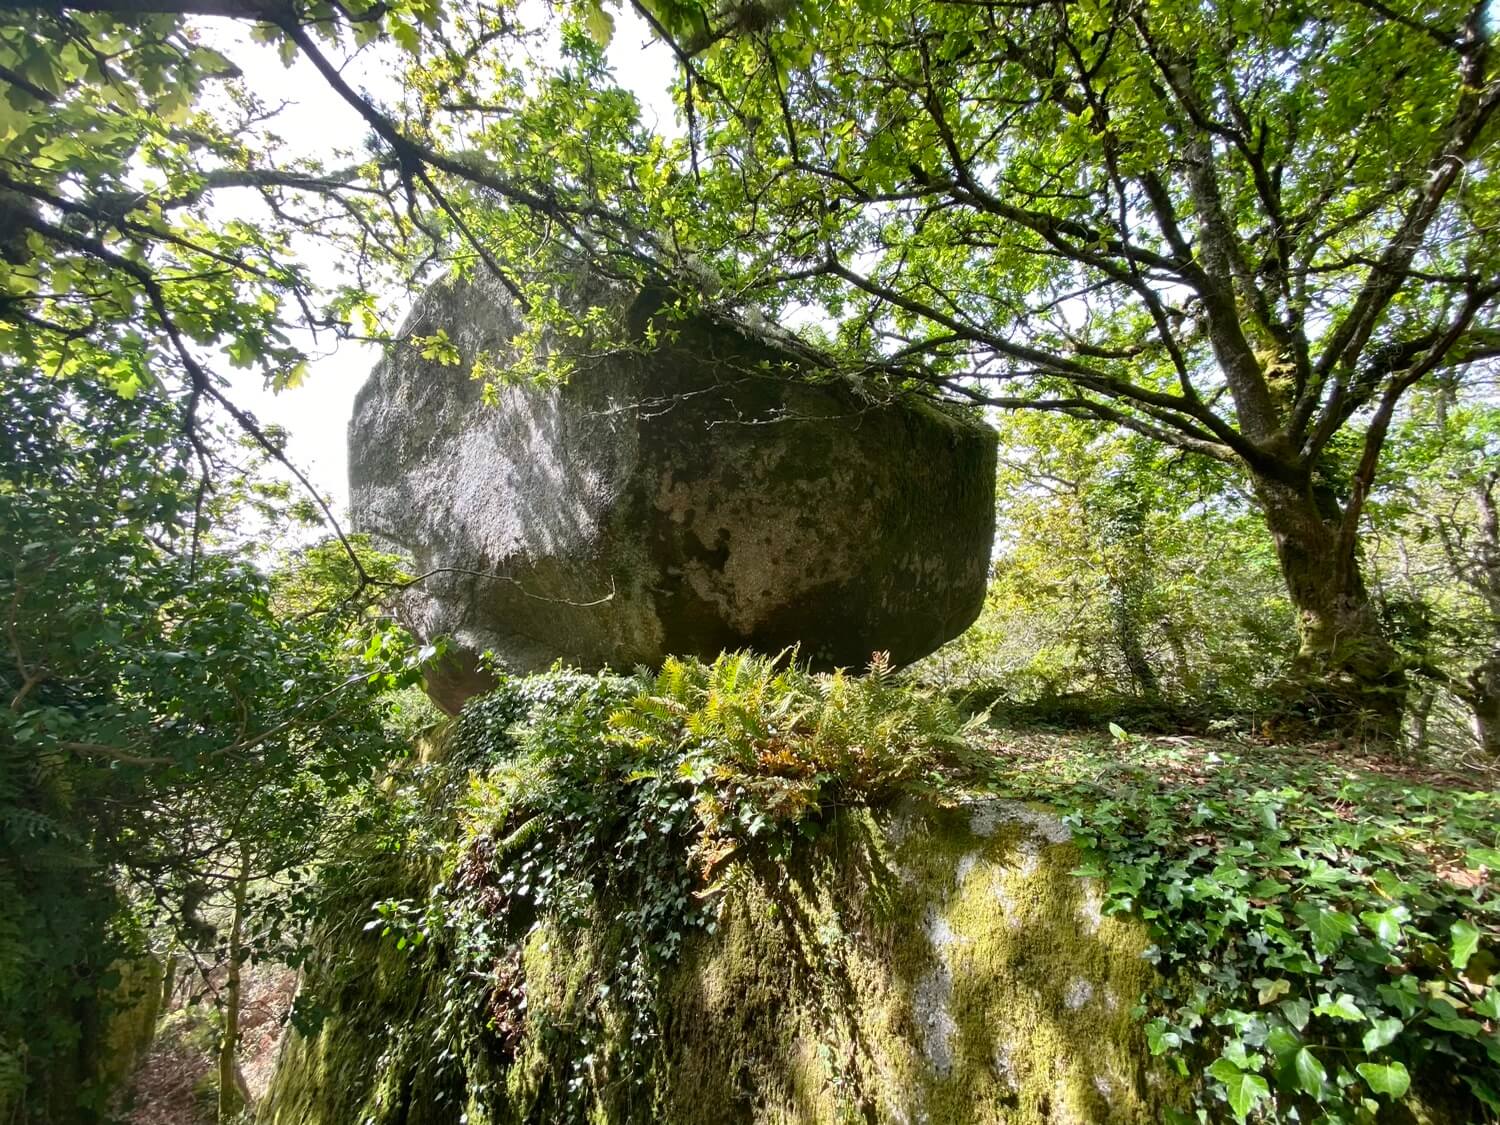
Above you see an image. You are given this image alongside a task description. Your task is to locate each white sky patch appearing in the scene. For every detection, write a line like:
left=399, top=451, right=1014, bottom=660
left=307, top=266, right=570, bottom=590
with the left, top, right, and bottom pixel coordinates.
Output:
left=204, top=7, right=677, bottom=515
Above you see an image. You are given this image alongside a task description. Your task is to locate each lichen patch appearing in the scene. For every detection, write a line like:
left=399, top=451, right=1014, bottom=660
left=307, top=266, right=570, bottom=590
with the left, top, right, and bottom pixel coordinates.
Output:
left=965, top=798, right=1072, bottom=844
left=1064, top=976, right=1095, bottom=1010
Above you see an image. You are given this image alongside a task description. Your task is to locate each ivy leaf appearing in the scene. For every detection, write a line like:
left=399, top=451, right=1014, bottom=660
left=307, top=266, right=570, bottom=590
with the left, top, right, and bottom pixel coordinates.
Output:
left=1362, top=1016, right=1402, bottom=1052
left=1145, top=1020, right=1181, bottom=1055
left=1256, top=977, right=1291, bottom=1005
left=1356, top=1060, right=1410, bottom=1100
left=1209, top=1059, right=1271, bottom=1122
left=1266, top=1025, right=1300, bottom=1062
left=1469, top=1075, right=1500, bottom=1113
left=1292, top=1047, right=1326, bottom=1098
left=1466, top=847, right=1500, bottom=871
left=1313, top=992, right=1364, bottom=1022
left=1279, top=997, right=1311, bottom=1031
left=1359, top=907, right=1405, bottom=946
left=1424, top=1014, right=1483, bottom=1035
left=1222, top=1038, right=1253, bottom=1068
left=1450, top=919, right=1480, bottom=971
left=1302, top=907, right=1357, bottom=955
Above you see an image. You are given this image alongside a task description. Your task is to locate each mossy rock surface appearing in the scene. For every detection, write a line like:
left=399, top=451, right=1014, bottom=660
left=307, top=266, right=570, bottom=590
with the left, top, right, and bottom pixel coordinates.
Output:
left=262, top=798, right=1180, bottom=1124
left=349, top=275, right=997, bottom=713
left=96, top=955, right=163, bottom=1091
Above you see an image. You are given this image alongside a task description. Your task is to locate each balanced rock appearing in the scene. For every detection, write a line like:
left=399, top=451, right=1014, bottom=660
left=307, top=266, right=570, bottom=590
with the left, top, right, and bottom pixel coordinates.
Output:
left=349, top=277, right=997, bottom=712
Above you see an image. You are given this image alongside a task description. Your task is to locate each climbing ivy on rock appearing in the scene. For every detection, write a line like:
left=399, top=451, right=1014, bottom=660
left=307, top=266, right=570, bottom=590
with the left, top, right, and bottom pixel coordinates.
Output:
left=990, top=734, right=1500, bottom=1122
left=359, top=653, right=974, bottom=1116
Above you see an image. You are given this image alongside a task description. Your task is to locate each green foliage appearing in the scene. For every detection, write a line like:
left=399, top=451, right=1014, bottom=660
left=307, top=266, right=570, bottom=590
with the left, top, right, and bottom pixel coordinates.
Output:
left=6, top=0, right=1500, bottom=735
left=1366, top=394, right=1500, bottom=756
left=609, top=650, right=973, bottom=830
left=0, top=371, right=415, bottom=1121
left=919, top=415, right=1293, bottom=716
left=350, top=652, right=970, bottom=1117
left=989, top=735, right=1500, bottom=1121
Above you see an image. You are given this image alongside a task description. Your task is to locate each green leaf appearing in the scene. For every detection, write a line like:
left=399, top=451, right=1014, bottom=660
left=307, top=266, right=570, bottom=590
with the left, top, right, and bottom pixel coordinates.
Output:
left=1356, top=1061, right=1410, bottom=1100
left=1305, top=907, right=1357, bottom=954
left=1292, top=1047, right=1326, bottom=1098
left=1359, top=907, right=1405, bottom=946
left=583, top=0, right=615, bottom=46
left=1145, top=1020, right=1181, bottom=1055
left=1209, top=1059, right=1271, bottom=1122
left=1313, top=992, right=1364, bottom=1022
left=1256, top=977, right=1291, bottom=1005
left=1450, top=919, right=1480, bottom=971
left=1279, top=997, right=1311, bottom=1030
left=1465, top=847, right=1500, bottom=871
left=1266, top=1025, right=1300, bottom=1062
left=390, top=18, right=420, bottom=53
left=1424, top=1014, right=1482, bottom=1035
left=1362, top=1016, right=1402, bottom=1052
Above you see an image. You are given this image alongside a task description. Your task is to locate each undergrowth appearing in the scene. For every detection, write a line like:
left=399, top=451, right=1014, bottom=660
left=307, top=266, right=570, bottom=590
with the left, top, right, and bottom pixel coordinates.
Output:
left=985, top=731, right=1500, bottom=1123
left=331, top=655, right=1498, bottom=1123
left=361, top=651, right=972, bottom=1117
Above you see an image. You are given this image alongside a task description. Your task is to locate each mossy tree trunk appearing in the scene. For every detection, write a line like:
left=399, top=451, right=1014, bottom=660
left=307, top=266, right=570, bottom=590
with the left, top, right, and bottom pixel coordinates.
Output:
left=1110, top=579, right=1160, bottom=699
left=160, top=950, right=178, bottom=1013
left=218, top=844, right=251, bottom=1123
left=1465, top=654, right=1500, bottom=757
left=1254, top=474, right=1405, bottom=735
left=1459, top=475, right=1500, bottom=757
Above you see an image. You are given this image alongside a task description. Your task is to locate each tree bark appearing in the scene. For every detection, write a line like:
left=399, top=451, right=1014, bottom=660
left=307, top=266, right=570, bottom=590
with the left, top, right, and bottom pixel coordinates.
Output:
left=1110, top=578, right=1160, bottom=698
left=160, top=950, right=178, bottom=1013
left=1465, top=655, right=1500, bottom=757
left=1408, top=686, right=1434, bottom=753
left=1253, top=474, right=1405, bottom=735
left=1460, top=473, right=1500, bottom=757
left=218, top=846, right=251, bottom=1123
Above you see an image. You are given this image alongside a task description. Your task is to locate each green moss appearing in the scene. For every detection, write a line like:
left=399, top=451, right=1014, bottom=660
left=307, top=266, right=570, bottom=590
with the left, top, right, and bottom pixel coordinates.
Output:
left=651, top=800, right=1183, bottom=1124
left=266, top=796, right=1184, bottom=1123
left=95, top=955, right=162, bottom=1092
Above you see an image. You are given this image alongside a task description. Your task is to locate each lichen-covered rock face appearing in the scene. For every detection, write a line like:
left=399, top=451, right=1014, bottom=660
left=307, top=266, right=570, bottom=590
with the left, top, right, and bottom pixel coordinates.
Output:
left=260, top=799, right=1183, bottom=1125
left=648, top=799, right=1179, bottom=1124
left=349, top=278, right=997, bottom=712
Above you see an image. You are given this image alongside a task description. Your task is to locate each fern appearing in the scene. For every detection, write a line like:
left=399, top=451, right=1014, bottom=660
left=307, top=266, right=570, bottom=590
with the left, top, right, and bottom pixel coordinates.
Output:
left=0, top=805, right=68, bottom=843
left=496, top=814, right=546, bottom=858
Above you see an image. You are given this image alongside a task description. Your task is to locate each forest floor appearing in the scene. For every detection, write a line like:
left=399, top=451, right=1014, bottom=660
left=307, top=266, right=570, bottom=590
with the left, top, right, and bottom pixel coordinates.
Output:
left=120, top=965, right=296, bottom=1125
left=972, top=723, right=1496, bottom=792
left=113, top=723, right=1499, bottom=1123
left=956, top=724, right=1499, bottom=1117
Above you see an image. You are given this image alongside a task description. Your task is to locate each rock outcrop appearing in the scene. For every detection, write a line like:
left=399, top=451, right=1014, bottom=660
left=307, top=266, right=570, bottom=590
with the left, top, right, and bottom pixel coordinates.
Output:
left=261, top=797, right=1181, bottom=1124
left=349, top=277, right=997, bottom=712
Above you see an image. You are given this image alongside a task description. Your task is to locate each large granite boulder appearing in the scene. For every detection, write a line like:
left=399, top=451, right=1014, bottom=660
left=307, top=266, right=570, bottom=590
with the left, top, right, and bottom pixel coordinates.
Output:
left=349, top=277, right=997, bottom=712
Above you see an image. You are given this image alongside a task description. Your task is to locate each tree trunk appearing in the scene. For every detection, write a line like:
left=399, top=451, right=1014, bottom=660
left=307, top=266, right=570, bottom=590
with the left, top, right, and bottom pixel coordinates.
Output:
left=1466, top=655, right=1500, bottom=757
left=1160, top=620, right=1196, bottom=697
left=1461, top=473, right=1500, bottom=757
left=1110, top=578, right=1160, bottom=698
left=1407, top=686, right=1434, bottom=752
left=218, top=845, right=251, bottom=1123
left=1252, top=475, right=1405, bottom=735
left=160, top=950, right=179, bottom=1013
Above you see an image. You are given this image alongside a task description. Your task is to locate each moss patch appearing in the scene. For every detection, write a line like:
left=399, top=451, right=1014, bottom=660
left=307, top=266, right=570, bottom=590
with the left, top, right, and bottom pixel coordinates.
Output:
left=651, top=799, right=1180, bottom=1124
left=265, top=797, right=1182, bottom=1123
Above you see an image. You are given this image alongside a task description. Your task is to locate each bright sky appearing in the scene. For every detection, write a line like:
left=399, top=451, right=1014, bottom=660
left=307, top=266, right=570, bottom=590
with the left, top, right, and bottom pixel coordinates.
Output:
left=217, top=8, right=679, bottom=515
